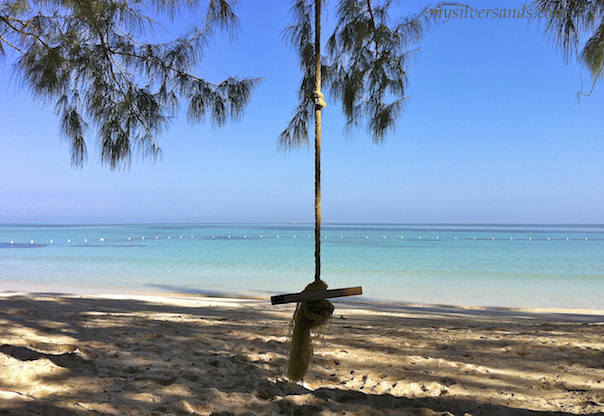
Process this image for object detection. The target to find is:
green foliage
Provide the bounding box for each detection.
[531,0,604,87]
[278,0,318,151]
[279,0,454,151]
[0,0,260,169]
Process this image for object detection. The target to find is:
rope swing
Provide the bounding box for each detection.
[271,0,362,383]
[286,280,333,381]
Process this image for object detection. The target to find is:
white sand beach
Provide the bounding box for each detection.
[1,292,604,415]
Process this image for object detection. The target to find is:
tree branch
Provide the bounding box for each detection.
[1,15,53,49]
[0,32,24,53]
[365,0,381,59]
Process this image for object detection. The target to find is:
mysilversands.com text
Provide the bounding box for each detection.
[431,5,565,23]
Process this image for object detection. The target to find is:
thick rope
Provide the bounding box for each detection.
[287,279,334,382]
[287,0,333,384]
[314,0,323,283]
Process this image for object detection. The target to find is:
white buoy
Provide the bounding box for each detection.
[180,236,183,239]
[529,238,532,240]
[455,237,457,239]
[228,236,231,238]
[85,239,87,242]
[492,237,495,240]
[419,236,421,239]
[128,237,131,240]
[11,241,14,244]
[260,235,263,238]
[510,238,513,240]
[566,238,569,240]
[277,235,280,238]
[341,236,343,238]
[366,236,369,238]
[293,236,296,238]
[548,238,551,240]
[31,240,34,244]
[155,236,158,239]
[436,237,439,240]
[50,240,53,243]
[191,236,193,239]
[245,235,247,238]
[100,238,104,242]
[383,236,386,239]
[168,236,171,239]
[401,236,403,239]
[585,238,588,240]
[213,236,215,238]
[142,237,145,240]
[473,237,476,240]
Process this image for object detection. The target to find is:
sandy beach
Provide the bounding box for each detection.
[1,292,604,416]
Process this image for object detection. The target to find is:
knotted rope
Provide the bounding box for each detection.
[286,279,334,382]
[286,0,334,384]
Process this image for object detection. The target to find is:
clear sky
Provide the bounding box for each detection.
[1,0,603,224]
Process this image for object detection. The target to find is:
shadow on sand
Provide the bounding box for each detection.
[0,293,603,415]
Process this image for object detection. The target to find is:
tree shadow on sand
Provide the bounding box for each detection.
[0,294,603,415]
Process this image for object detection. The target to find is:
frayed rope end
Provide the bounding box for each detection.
[286,280,334,382]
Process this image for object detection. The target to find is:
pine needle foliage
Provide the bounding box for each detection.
[278,0,456,151]
[0,0,260,169]
[278,0,321,151]
[531,0,604,91]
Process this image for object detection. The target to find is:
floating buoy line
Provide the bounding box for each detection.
[3,234,599,246]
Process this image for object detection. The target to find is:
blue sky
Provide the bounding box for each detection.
[1,0,603,224]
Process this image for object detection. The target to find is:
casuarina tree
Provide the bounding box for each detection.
[0,0,260,169]
[531,0,604,95]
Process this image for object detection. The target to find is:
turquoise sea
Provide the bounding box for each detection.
[1,223,603,310]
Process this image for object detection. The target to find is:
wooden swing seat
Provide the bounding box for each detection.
[271,286,362,305]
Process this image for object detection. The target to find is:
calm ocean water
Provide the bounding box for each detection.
[0,223,603,310]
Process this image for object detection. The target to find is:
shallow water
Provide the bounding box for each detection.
[1,223,602,310]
